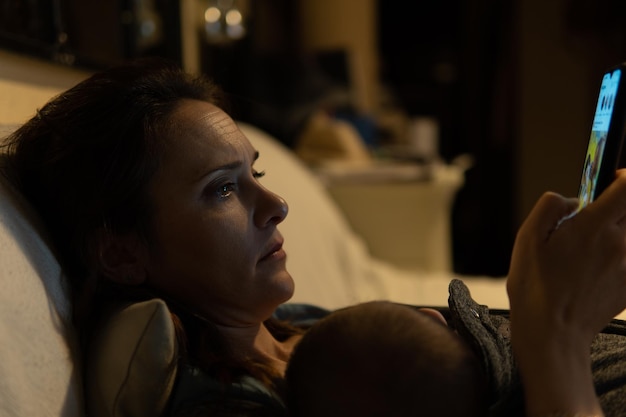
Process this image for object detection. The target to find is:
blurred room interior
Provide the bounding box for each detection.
[2,0,626,277]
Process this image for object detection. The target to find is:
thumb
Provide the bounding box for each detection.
[586,169,626,225]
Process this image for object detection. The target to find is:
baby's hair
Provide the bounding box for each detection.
[286,301,487,417]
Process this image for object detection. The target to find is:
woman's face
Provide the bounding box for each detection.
[143,99,293,326]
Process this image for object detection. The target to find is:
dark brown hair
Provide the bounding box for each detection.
[4,58,221,288]
[2,58,299,397]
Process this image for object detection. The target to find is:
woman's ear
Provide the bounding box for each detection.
[96,230,149,285]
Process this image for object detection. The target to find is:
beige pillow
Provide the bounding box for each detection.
[87,299,178,417]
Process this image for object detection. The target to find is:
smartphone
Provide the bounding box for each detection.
[578,63,626,210]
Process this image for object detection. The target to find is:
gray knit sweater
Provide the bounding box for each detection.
[447,278,626,417]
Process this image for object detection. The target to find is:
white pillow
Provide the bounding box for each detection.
[0,160,84,417]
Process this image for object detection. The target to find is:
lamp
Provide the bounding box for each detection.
[201,0,249,45]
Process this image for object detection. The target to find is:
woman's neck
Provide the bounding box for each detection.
[216,321,301,377]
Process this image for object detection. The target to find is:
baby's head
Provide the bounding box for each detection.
[286,301,487,417]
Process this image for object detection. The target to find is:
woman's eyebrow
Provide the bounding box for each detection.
[194,151,259,184]
[193,160,242,183]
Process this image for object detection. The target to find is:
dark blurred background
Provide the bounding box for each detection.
[3,0,626,276]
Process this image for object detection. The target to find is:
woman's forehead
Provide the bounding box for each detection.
[170,99,235,138]
[158,100,254,179]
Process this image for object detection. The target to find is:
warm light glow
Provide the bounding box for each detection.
[204,7,221,23]
[225,9,242,26]
[202,1,248,44]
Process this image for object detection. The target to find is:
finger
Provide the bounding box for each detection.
[521,192,575,241]
[587,170,626,223]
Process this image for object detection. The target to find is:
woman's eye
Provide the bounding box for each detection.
[217,183,236,199]
[253,170,266,179]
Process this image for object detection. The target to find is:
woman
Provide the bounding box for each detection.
[3,58,626,417]
[3,58,305,416]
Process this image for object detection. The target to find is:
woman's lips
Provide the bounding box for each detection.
[259,243,285,262]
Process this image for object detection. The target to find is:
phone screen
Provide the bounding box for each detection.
[578,68,622,209]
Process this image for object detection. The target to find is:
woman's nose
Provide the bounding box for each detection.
[255,186,289,227]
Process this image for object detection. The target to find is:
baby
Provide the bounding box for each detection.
[285,301,487,417]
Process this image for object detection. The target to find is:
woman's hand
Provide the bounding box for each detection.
[508,169,626,342]
[507,169,626,417]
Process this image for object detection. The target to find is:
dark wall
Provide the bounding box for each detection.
[379,0,518,276]
[0,0,182,69]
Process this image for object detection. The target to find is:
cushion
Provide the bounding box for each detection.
[0,152,84,417]
[86,299,178,417]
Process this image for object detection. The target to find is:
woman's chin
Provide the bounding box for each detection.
[275,271,295,304]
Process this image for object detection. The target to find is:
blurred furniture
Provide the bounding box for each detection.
[317,162,464,272]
